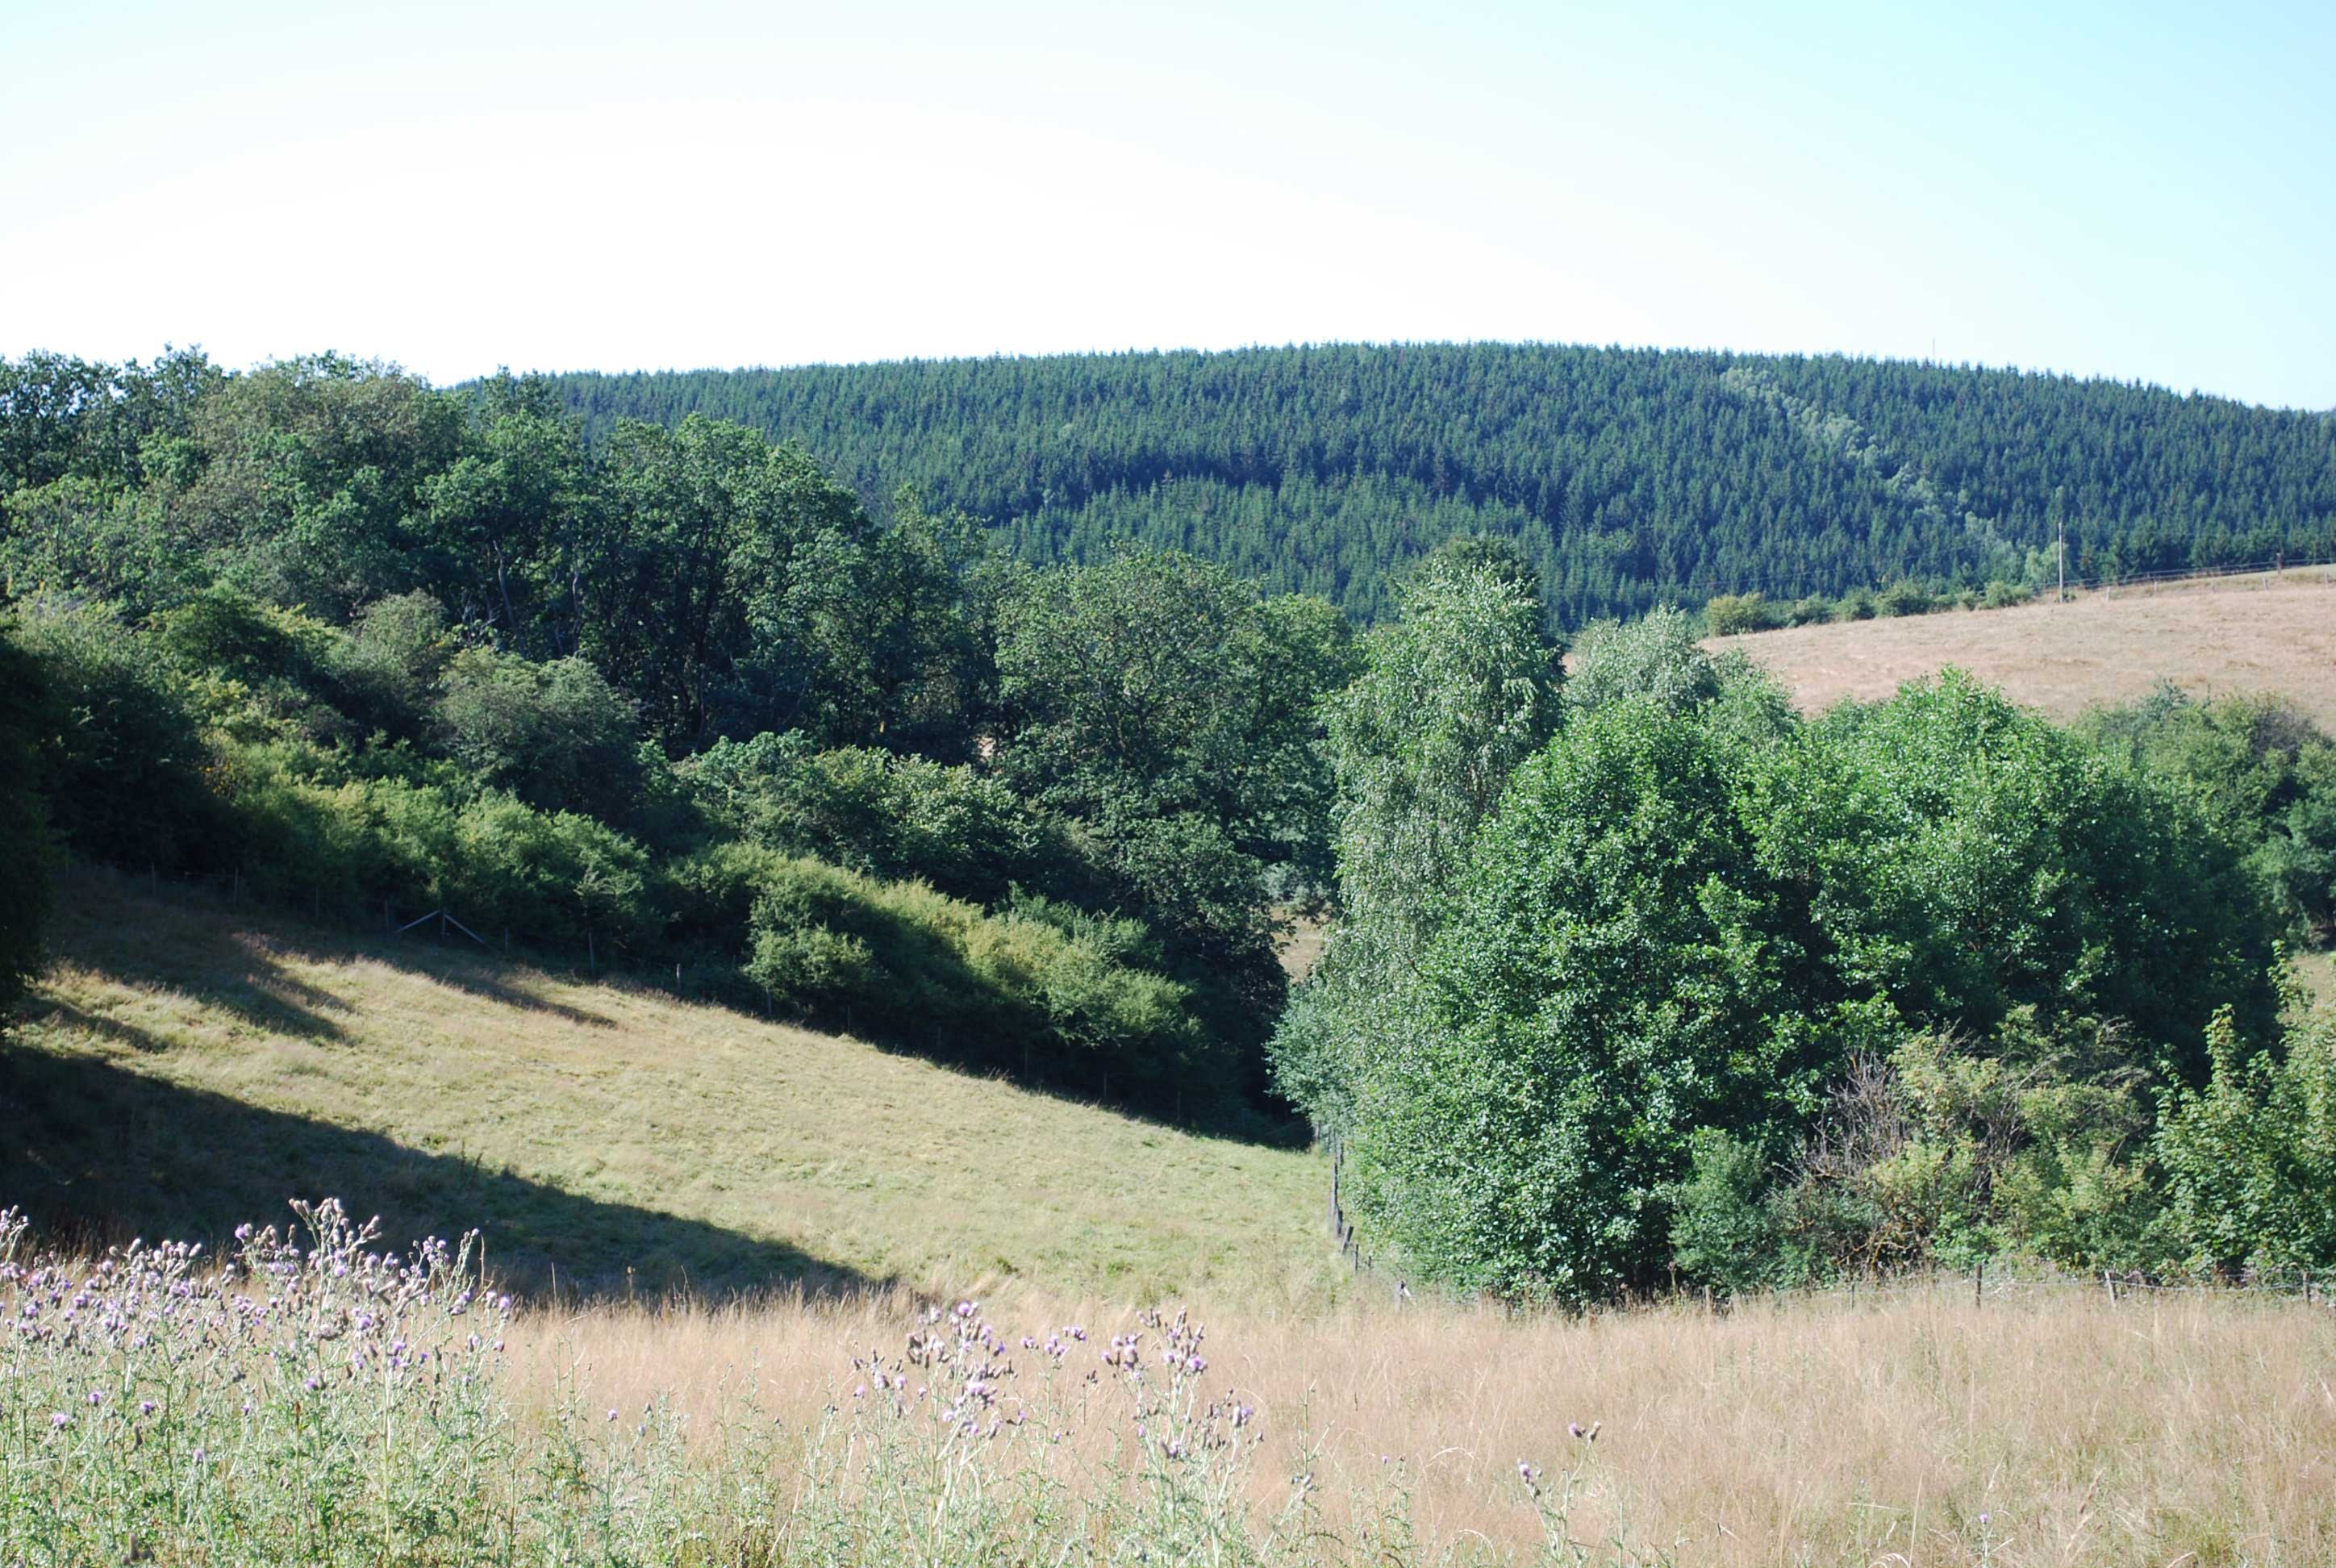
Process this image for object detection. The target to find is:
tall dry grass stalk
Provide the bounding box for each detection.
[512,1274,2336,1566]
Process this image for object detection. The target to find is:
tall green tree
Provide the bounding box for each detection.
[586,415,874,749]
[992,547,1354,965]
[417,373,596,657]
[1346,699,1825,1299]
[173,356,464,615]
[1270,552,1560,1127]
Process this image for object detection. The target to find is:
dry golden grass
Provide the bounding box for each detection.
[508,1278,2336,1566]
[1278,911,1329,980]
[6,868,1333,1302]
[1721,566,2336,727]
[2299,950,2336,1015]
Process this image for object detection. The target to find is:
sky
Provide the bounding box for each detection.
[4,0,2331,408]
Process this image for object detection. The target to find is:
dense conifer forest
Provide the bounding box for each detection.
[540,344,2336,622]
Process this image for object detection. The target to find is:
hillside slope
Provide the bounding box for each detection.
[0,869,1331,1302]
[1725,566,2336,728]
[540,344,2336,622]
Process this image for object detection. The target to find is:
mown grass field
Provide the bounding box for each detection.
[1721,565,2336,727]
[2,867,1333,1303]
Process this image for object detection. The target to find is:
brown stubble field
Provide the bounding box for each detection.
[1719,567,2336,726]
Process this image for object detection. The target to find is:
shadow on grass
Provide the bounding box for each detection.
[0,1045,887,1304]
[53,863,1304,1147]
[28,1000,175,1055]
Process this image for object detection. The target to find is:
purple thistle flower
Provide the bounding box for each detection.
[50,1412,69,1430]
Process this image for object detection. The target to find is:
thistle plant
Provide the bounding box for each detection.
[1,1199,515,1563]
[1,1201,1613,1565]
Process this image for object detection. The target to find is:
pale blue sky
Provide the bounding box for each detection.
[5,0,2330,407]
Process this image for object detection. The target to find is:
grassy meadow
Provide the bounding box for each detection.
[1718,565,2336,727]
[8,868,2336,1563]
[4,867,1333,1303]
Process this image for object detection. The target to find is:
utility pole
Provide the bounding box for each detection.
[2048,485,2070,604]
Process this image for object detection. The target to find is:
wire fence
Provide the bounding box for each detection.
[86,861,716,1001]
[1693,548,2336,616]
[2060,554,2336,594]
[1676,1260,2336,1319]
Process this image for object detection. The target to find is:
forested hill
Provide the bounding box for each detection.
[538,344,2336,623]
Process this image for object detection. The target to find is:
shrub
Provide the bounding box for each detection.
[1669,1011,2161,1287]
[1984,579,2035,609]
[1874,579,1934,618]
[1563,607,1720,715]
[215,748,394,910]
[1665,1130,1791,1295]
[436,648,644,820]
[442,793,657,951]
[682,732,1075,908]
[323,590,452,739]
[1703,591,1775,636]
[748,905,876,1015]
[200,753,656,953]
[2153,1007,2336,1276]
[740,855,1213,1109]
[12,599,227,873]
